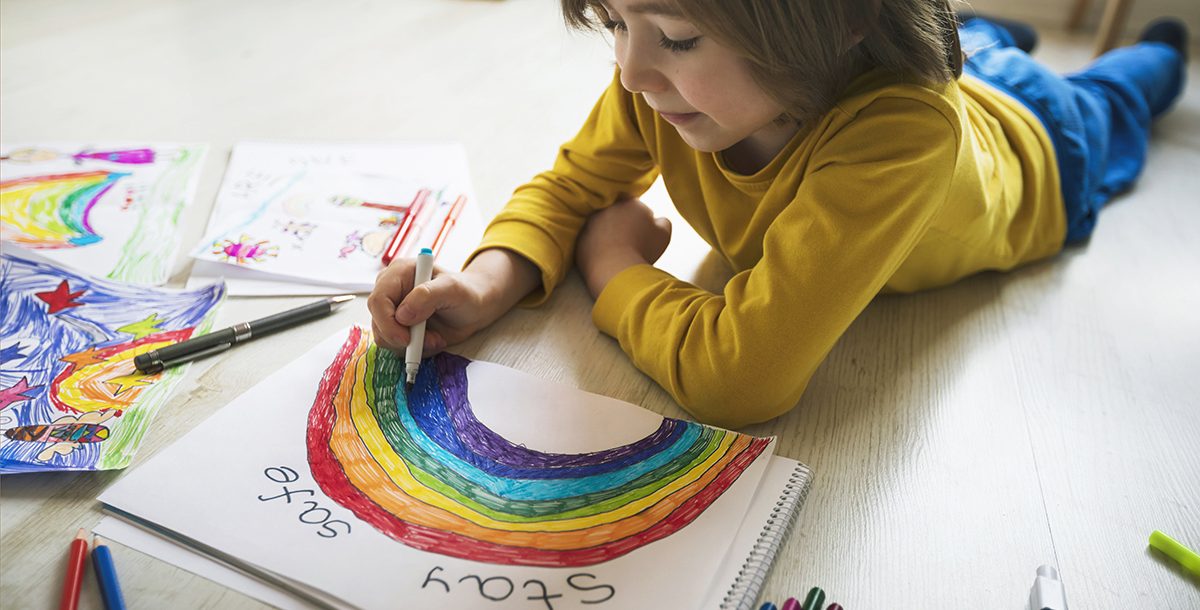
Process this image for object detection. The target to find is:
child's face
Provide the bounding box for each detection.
[601,0,796,159]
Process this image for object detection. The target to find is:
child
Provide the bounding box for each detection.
[369,0,1187,429]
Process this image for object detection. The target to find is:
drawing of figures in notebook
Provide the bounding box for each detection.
[186,142,483,295]
[0,253,224,473]
[275,220,318,248]
[0,143,208,285]
[212,235,280,265]
[192,166,444,286]
[338,212,405,259]
[306,327,772,567]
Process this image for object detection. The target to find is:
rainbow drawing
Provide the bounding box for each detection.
[0,170,128,249]
[307,327,770,567]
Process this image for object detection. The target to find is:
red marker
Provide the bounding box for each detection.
[381,188,431,265]
[360,201,410,213]
[429,194,468,258]
[59,528,88,610]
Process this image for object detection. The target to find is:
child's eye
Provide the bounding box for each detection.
[602,19,627,33]
[659,35,700,52]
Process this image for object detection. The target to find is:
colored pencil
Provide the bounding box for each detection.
[58,529,88,610]
[92,536,128,610]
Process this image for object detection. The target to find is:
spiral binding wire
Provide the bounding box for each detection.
[720,463,814,610]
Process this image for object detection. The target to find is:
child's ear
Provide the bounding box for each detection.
[847,0,883,48]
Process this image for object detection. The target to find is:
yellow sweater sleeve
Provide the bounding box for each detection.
[593,98,960,429]
[472,72,659,305]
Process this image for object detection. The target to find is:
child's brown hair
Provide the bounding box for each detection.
[562,0,963,127]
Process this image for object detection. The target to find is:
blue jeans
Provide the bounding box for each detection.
[960,19,1186,242]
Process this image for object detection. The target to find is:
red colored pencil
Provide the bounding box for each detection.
[381,188,431,265]
[59,528,88,610]
[430,194,468,258]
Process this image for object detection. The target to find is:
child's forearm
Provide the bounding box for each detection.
[579,249,649,299]
[463,248,542,319]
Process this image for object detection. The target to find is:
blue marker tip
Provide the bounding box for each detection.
[759,603,778,610]
[420,247,433,255]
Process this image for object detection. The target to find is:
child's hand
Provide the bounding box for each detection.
[368,249,541,354]
[576,198,672,298]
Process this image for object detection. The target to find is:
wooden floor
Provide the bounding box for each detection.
[2,1,1198,608]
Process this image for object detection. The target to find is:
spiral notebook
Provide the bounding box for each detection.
[98,327,813,609]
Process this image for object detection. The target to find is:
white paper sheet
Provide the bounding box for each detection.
[93,517,318,610]
[100,328,777,610]
[1,142,208,285]
[188,142,483,295]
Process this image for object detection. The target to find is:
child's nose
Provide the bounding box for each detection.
[618,57,667,95]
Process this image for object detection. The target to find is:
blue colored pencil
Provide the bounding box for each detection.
[91,536,127,610]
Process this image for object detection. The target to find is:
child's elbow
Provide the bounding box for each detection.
[672,371,809,430]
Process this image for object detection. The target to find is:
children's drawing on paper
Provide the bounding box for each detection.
[306,327,771,567]
[188,142,484,294]
[194,167,442,282]
[275,220,317,248]
[0,171,127,248]
[3,410,116,463]
[0,143,208,285]
[212,235,280,265]
[0,253,224,473]
[337,216,397,260]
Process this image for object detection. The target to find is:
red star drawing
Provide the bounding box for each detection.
[0,377,42,410]
[34,280,86,314]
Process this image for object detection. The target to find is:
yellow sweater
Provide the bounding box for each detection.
[475,69,1066,429]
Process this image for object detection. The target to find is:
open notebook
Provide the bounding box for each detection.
[98,327,812,609]
[186,141,484,296]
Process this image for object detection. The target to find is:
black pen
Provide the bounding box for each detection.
[133,295,355,374]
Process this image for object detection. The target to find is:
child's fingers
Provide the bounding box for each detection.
[371,320,405,352]
[421,326,448,354]
[368,267,414,349]
[370,309,410,351]
[393,275,468,326]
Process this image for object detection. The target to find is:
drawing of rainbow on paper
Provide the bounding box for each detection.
[0,253,224,473]
[307,327,771,567]
[0,144,208,284]
[0,171,128,248]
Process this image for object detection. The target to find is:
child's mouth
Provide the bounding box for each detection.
[659,111,701,126]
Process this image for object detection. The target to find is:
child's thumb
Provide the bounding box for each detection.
[654,215,672,237]
[394,278,444,326]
